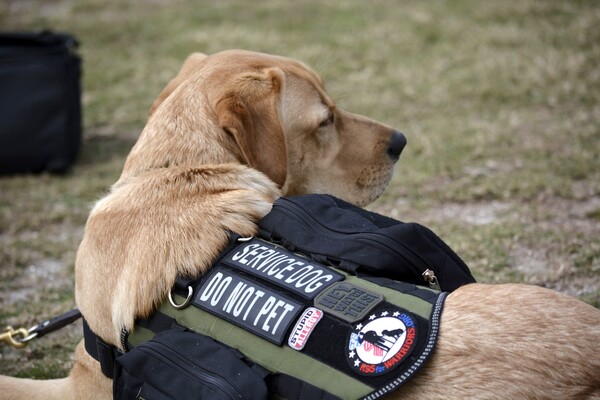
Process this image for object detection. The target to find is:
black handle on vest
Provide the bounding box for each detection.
[267,373,342,400]
[83,319,121,378]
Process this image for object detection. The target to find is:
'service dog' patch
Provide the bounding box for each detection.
[222,238,344,299]
[193,267,302,344]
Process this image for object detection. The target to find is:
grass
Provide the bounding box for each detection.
[1,0,599,378]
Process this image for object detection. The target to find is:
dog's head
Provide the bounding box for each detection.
[123,50,406,206]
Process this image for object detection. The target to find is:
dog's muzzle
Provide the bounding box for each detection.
[387,130,407,160]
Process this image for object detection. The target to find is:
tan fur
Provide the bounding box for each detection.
[2,50,599,399]
[398,284,600,399]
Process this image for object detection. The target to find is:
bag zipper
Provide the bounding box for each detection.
[136,340,243,400]
[273,199,439,289]
[415,224,473,278]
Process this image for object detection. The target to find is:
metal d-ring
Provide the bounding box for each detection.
[168,286,193,309]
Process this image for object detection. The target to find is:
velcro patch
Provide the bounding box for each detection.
[314,282,383,323]
[222,238,344,299]
[288,307,323,351]
[193,267,302,344]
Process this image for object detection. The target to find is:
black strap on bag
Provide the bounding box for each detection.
[0,30,82,174]
[267,373,342,400]
[83,320,121,378]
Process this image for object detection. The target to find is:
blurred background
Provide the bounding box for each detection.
[1,0,599,377]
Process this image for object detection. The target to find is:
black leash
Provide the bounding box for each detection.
[1,308,82,349]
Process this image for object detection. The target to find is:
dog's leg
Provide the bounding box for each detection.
[0,374,74,400]
[0,340,111,400]
[76,164,280,345]
[392,284,600,399]
[68,340,112,399]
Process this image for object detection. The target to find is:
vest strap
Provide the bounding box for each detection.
[267,373,342,400]
[82,319,120,378]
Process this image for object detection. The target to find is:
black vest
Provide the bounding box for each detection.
[126,236,447,400]
[85,195,473,400]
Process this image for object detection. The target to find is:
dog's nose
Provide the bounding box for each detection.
[387,130,407,160]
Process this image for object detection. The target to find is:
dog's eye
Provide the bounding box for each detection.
[319,113,335,128]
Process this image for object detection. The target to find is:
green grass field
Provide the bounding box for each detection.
[1,0,599,378]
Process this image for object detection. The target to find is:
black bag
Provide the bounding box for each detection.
[258,194,475,292]
[0,30,82,174]
[114,325,269,400]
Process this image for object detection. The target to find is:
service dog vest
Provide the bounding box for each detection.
[126,236,447,400]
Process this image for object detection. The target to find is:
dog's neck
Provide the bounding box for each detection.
[118,93,242,181]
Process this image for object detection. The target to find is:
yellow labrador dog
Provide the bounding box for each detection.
[2,50,599,400]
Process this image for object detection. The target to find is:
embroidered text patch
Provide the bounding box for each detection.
[314,282,383,323]
[223,238,344,299]
[288,307,323,351]
[193,267,302,344]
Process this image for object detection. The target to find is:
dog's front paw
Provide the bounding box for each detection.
[212,166,280,236]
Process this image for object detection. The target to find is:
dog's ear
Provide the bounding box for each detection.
[149,52,208,116]
[216,67,287,186]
